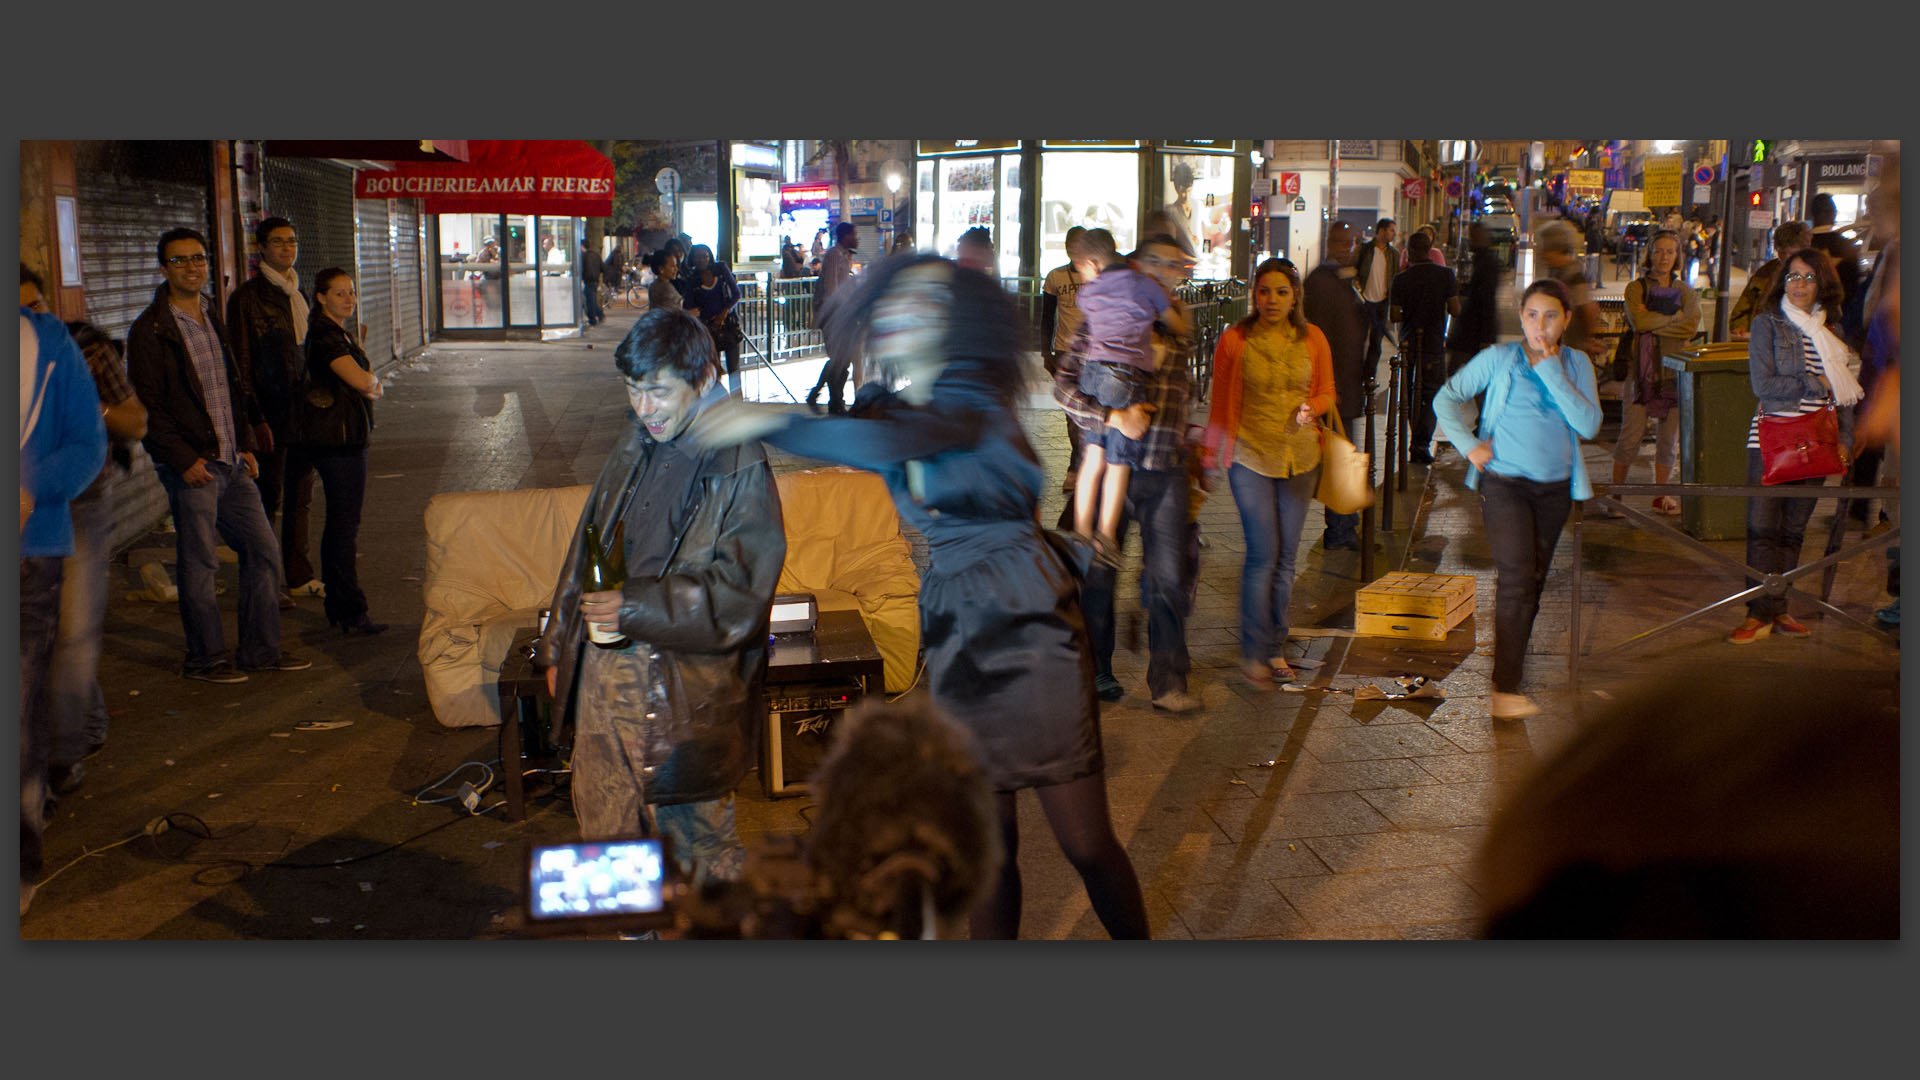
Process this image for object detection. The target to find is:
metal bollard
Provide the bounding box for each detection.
[1382,352,1400,532]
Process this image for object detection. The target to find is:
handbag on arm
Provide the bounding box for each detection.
[1314,409,1374,514]
[1757,405,1847,485]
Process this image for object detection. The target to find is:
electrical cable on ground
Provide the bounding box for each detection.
[885,656,927,703]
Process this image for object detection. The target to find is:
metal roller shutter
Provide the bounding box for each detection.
[390,199,425,356]
[70,140,216,555]
[354,196,393,364]
[262,157,356,297]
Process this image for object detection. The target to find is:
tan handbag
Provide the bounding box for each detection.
[1315,410,1374,514]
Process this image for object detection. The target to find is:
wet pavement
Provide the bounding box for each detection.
[21,288,1897,939]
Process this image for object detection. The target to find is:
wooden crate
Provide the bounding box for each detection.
[1354,572,1476,642]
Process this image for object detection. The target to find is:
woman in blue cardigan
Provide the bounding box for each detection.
[1434,277,1602,720]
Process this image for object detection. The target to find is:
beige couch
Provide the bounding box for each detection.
[418,467,921,729]
[418,485,592,729]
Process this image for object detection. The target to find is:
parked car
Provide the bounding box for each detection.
[1605,212,1656,254]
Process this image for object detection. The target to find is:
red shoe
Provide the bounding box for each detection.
[1728,617,1772,645]
[1772,613,1812,637]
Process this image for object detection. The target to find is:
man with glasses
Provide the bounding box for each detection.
[127,228,310,684]
[226,216,318,606]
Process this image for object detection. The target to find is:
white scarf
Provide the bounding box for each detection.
[257,261,310,345]
[1778,301,1863,407]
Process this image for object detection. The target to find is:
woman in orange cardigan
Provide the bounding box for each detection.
[1202,258,1336,687]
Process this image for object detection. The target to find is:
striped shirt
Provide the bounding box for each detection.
[170,298,238,465]
[1747,331,1831,450]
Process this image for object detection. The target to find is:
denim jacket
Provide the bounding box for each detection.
[1434,342,1602,500]
[1746,310,1832,414]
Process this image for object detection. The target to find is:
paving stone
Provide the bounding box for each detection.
[1271,866,1484,932]
[1159,879,1312,940]
[1132,832,1331,886]
[1238,755,1438,796]
[1201,789,1396,844]
[1356,781,1514,829]
[1304,827,1491,873]
[1300,723,1464,762]
[1413,750,1541,786]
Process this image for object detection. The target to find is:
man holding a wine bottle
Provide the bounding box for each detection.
[538,306,787,884]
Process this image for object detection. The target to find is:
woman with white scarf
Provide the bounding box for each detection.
[1730,247,1865,645]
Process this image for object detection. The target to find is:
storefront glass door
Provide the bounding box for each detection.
[437,213,502,330]
[937,155,999,260]
[537,216,577,327]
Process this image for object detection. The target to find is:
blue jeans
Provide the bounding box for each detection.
[1081,466,1194,698]
[1229,463,1320,662]
[155,460,284,671]
[1742,449,1823,621]
[654,797,745,883]
[308,448,369,624]
[48,491,112,765]
[1479,471,1572,693]
[582,280,604,326]
[21,557,63,880]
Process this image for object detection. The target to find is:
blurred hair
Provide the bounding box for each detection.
[1535,220,1578,256]
[312,267,353,298]
[1407,230,1434,257]
[1808,192,1838,225]
[804,699,1001,940]
[957,226,992,250]
[1236,257,1308,338]
[1068,227,1116,264]
[828,253,1027,407]
[1477,672,1897,938]
[644,249,678,274]
[1765,247,1844,323]
[1374,217,1396,233]
[21,262,45,292]
[1521,276,1571,313]
[1771,221,1812,254]
[254,216,295,246]
[64,319,120,360]
[614,305,718,387]
[834,221,858,242]
[1170,161,1195,190]
[687,243,714,266]
[156,227,208,265]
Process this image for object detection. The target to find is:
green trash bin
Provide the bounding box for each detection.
[1664,342,1756,540]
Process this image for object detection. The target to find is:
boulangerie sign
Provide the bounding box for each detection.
[355,140,614,216]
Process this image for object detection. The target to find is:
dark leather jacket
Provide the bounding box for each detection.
[126,285,263,475]
[536,414,786,806]
[225,273,307,428]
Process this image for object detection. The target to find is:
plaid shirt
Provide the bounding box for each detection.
[169,298,237,465]
[1052,321,1193,474]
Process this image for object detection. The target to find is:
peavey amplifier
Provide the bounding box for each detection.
[760,679,865,798]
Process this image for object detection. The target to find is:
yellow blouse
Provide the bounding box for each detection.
[1233,325,1322,479]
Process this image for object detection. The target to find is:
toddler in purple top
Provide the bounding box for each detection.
[1068,229,1191,561]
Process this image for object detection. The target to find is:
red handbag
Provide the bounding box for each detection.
[1758,405,1848,485]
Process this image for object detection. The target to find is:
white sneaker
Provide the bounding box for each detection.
[289,579,327,598]
[1151,689,1203,714]
[1490,691,1539,720]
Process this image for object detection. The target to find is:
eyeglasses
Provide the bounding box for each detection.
[263,238,298,247]
[165,254,210,267]
[1783,272,1816,284]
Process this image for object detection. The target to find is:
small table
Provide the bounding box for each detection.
[766,608,885,690]
[762,608,885,798]
[495,626,550,822]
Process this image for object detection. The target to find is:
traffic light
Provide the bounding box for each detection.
[1751,140,1771,163]
[1750,191,1764,207]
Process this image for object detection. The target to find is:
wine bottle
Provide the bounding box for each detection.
[582,521,630,649]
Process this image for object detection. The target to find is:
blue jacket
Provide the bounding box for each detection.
[18,307,107,557]
[1746,310,1832,414]
[1434,341,1602,500]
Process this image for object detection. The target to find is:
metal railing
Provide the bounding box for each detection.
[1566,482,1901,688]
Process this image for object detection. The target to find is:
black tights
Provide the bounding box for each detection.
[971,771,1150,939]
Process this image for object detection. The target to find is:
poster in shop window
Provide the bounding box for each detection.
[1162,153,1234,280]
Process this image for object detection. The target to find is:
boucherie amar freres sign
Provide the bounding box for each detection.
[355,140,614,216]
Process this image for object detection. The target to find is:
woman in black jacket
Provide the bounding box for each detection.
[292,267,386,635]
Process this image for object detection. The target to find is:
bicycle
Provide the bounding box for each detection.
[622,266,648,309]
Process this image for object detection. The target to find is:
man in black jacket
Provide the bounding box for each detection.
[1390,230,1461,465]
[539,307,784,882]
[1448,222,1504,371]
[1305,221,1368,550]
[225,216,317,602]
[578,238,604,329]
[127,228,309,685]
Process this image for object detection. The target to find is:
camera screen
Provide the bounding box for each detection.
[528,840,666,921]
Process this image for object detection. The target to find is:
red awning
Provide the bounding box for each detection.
[354,140,613,217]
[268,140,470,163]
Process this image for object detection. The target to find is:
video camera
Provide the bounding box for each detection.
[521,835,842,940]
